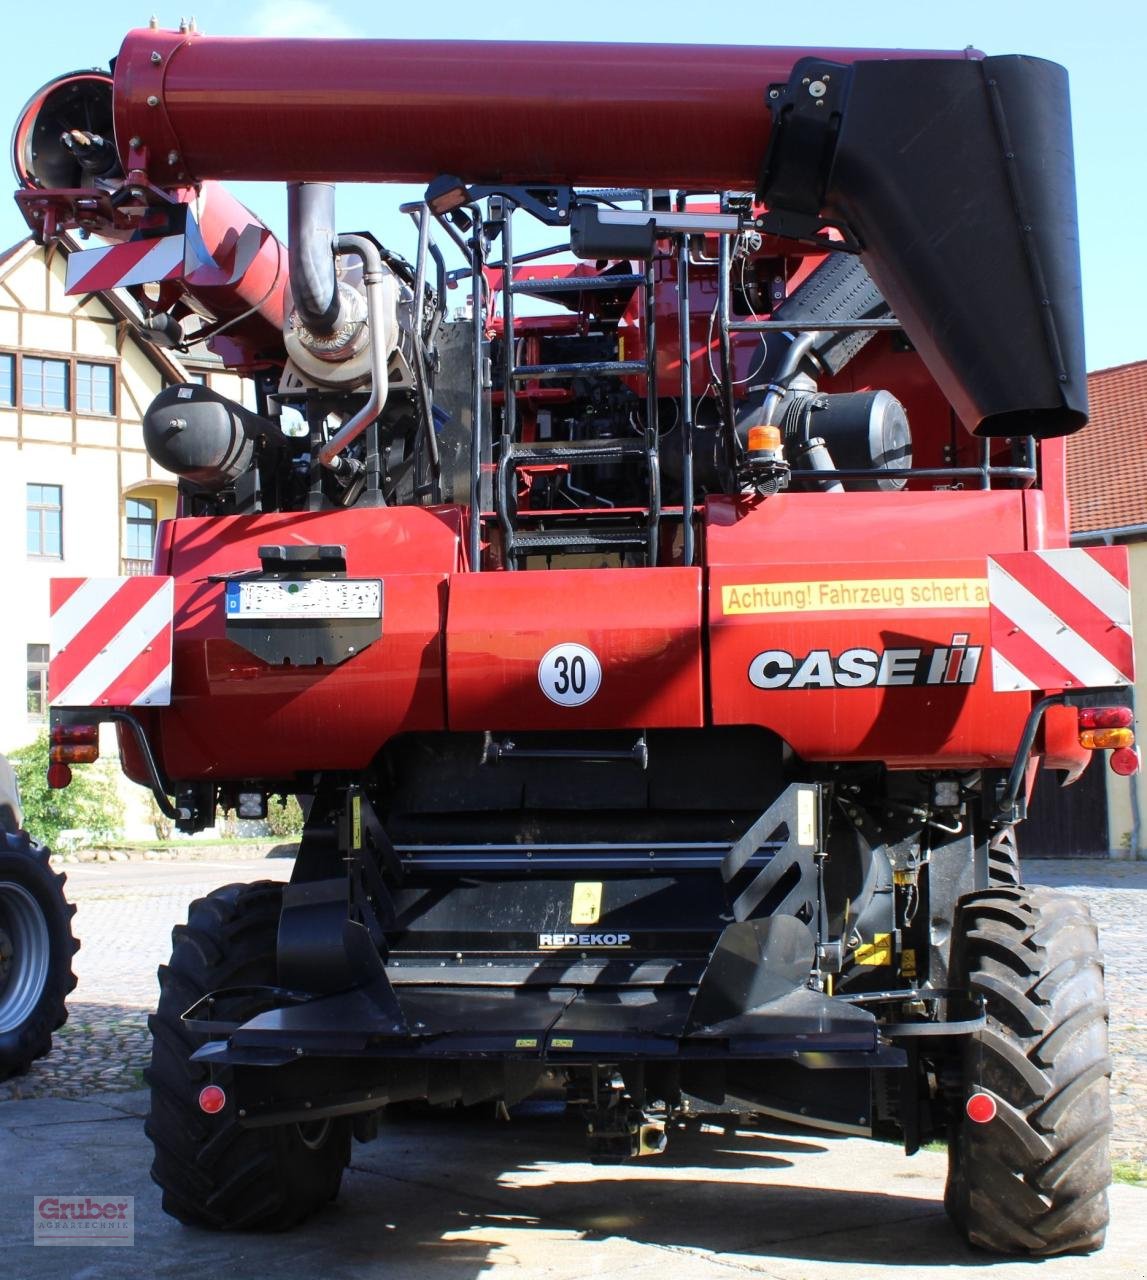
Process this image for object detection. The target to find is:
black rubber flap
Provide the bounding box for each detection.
[766,55,1088,437]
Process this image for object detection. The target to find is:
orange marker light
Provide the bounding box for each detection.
[50,744,99,765]
[1079,728,1135,751]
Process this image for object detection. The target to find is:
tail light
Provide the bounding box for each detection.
[1077,706,1139,776]
[1078,707,1133,730]
[46,762,73,790]
[49,722,100,767]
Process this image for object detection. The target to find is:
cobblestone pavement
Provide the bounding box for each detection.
[0,857,293,1102]
[3,856,1145,1164]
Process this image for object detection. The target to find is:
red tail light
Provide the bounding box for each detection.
[966,1092,997,1124]
[198,1084,227,1114]
[49,721,100,765]
[1078,706,1133,730]
[46,762,73,789]
[1110,746,1141,777]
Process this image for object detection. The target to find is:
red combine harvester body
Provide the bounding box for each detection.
[16,26,1133,1253]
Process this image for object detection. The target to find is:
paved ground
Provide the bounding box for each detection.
[1,855,1144,1277]
[3,1089,1147,1279]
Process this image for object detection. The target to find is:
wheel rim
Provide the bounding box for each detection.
[0,881,51,1033]
[296,1119,331,1151]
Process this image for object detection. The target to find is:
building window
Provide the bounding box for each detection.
[27,643,49,720]
[0,353,13,406]
[22,356,69,411]
[27,483,63,558]
[76,361,115,415]
[124,497,157,565]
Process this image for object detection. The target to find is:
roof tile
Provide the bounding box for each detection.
[1068,360,1147,534]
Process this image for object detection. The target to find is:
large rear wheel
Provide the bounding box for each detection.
[0,833,78,1080]
[945,886,1111,1256]
[145,881,351,1230]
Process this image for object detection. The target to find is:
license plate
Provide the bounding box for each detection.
[225,578,383,620]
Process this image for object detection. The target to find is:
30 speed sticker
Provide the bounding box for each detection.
[538,643,602,706]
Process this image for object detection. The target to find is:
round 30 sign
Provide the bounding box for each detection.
[538,643,602,707]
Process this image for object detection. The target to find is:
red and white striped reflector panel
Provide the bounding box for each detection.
[65,236,192,294]
[987,548,1133,692]
[49,578,174,708]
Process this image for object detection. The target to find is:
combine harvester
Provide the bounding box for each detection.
[14,24,1134,1252]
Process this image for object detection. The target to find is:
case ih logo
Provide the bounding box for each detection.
[749,634,982,690]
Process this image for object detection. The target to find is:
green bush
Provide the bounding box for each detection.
[7,731,125,848]
[266,794,304,839]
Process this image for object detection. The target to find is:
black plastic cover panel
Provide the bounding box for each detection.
[763,55,1087,438]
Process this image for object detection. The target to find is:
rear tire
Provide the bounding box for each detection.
[145,881,351,1230]
[944,886,1111,1256]
[0,833,78,1080]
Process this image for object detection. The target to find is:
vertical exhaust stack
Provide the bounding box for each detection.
[286,182,342,334]
[283,181,374,391]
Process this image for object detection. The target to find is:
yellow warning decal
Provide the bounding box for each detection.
[854,933,894,966]
[571,882,603,925]
[515,1037,538,1049]
[721,578,989,616]
[551,1037,575,1049]
[797,789,816,848]
[900,948,917,978]
[351,794,362,850]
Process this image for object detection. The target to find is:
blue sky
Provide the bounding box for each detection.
[1,1,1142,372]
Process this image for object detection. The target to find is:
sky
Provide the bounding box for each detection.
[0,0,1143,372]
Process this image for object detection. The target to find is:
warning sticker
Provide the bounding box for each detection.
[721,578,989,616]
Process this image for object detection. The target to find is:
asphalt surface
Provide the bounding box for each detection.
[1,855,1145,1277]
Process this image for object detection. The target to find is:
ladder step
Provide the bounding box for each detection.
[511,528,649,552]
[514,360,646,380]
[507,273,645,295]
[509,439,647,466]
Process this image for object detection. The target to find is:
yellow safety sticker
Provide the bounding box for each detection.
[721,578,989,616]
[900,948,917,978]
[797,789,816,847]
[351,794,362,850]
[571,882,603,925]
[854,933,893,966]
[514,1038,538,1049]
[551,1037,575,1049]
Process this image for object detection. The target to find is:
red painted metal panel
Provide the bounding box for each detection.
[705,493,1034,767]
[447,568,703,731]
[115,29,974,189]
[154,507,460,779]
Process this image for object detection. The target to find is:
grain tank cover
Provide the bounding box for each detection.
[762,55,1087,438]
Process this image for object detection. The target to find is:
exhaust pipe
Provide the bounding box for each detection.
[286,182,343,333]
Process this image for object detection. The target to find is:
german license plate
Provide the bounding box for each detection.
[225,578,383,620]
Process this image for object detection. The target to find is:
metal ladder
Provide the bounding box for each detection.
[493,194,663,570]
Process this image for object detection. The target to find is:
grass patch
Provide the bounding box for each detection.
[1113,1161,1147,1187]
[922,1140,947,1154]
